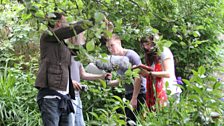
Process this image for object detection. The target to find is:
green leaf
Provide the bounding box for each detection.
[195,25,205,30]
[99,79,106,88]
[182,79,191,86]
[86,40,95,52]
[103,30,112,38]
[113,96,123,103]
[192,70,198,77]
[94,12,105,23]
[46,12,56,18]
[172,26,178,33]
[101,53,108,57]
[188,94,202,103]
[76,0,84,9]
[163,40,172,47]
[177,35,183,40]
[105,0,111,4]
[21,13,32,21]
[35,11,44,18]
[213,82,221,89]
[198,66,205,75]
[180,41,186,46]
[66,15,73,23]
[112,106,122,112]
[132,69,140,78]
[193,31,200,37]
[193,86,202,95]
[89,112,99,120]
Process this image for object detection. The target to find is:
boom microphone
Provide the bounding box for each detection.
[85,55,131,85]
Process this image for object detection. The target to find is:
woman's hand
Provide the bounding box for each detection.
[107,79,119,87]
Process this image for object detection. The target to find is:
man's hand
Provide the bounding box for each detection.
[72,80,81,90]
[102,73,112,80]
[139,68,150,77]
[130,97,138,109]
[103,16,114,32]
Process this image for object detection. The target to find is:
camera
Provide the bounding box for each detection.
[81,85,88,92]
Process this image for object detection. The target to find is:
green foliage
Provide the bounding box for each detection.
[148,0,224,78]
[3,0,223,79]
[80,80,126,126]
[138,66,224,126]
[0,65,41,126]
[0,3,40,125]
[0,0,224,125]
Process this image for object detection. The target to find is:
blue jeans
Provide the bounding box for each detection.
[37,98,71,126]
[69,96,85,126]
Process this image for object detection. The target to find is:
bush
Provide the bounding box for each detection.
[137,66,224,126]
[0,1,223,125]
[0,65,41,126]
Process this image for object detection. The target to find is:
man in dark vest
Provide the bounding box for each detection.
[35,12,94,126]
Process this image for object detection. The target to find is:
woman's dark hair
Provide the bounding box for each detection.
[140,35,160,65]
[47,12,65,28]
[140,35,154,44]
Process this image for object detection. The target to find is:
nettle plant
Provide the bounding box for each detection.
[181,66,223,125]
[148,0,224,78]
[0,64,41,126]
[80,78,127,126]
[137,66,223,126]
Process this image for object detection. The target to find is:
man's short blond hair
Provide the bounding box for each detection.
[107,34,121,45]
